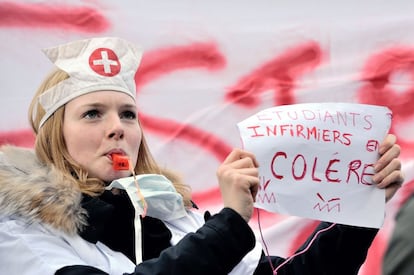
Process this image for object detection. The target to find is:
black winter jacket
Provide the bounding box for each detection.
[56,190,378,275]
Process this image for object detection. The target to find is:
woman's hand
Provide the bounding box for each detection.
[372,134,404,202]
[217,148,260,222]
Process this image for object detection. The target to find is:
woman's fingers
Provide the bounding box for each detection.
[373,134,404,202]
[375,143,401,172]
[378,134,397,155]
[222,148,259,167]
[374,158,402,188]
[217,148,260,222]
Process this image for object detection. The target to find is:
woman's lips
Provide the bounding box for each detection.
[106,149,126,160]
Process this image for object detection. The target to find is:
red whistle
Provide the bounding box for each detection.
[112,154,130,170]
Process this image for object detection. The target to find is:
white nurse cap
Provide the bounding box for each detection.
[36,37,143,128]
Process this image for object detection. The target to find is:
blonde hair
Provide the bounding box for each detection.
[29,68,193,208]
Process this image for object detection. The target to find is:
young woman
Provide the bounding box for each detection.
[0,37,404,275]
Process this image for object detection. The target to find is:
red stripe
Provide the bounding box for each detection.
[0,2,110,33]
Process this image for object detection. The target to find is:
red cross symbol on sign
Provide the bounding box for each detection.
[88,48,121,76]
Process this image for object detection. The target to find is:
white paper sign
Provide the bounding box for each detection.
[237,103,392,228]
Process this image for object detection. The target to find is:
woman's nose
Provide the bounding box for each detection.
[107,116,124,140]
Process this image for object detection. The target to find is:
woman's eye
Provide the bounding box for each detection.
[121,110,137,120]
[83,109,100,119]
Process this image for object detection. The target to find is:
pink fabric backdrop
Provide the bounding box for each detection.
[1,1,414,274]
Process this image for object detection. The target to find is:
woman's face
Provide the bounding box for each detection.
[63,91,142,182]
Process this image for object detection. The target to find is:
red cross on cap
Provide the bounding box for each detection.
[89,48,121,76]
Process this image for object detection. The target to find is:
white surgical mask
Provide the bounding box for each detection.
[106,174,187,221]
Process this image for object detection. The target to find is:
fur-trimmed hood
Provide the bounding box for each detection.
[0,145,86,235]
